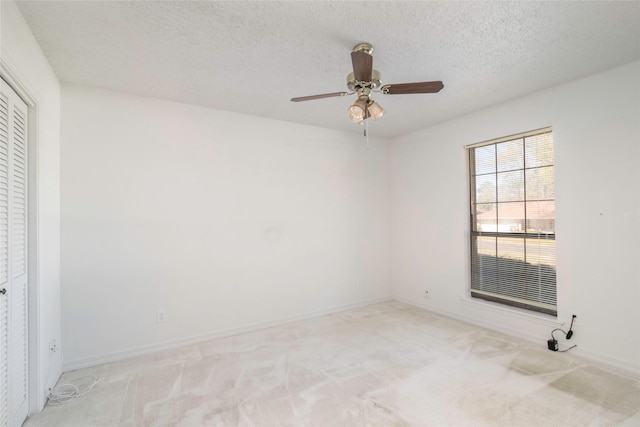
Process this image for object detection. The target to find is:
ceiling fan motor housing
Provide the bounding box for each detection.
[347,70,382,92]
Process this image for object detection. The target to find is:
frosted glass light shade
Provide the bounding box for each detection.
[368,101,385,121]
[348,103,366,122]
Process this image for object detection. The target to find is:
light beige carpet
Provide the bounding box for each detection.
[25,301,640,426]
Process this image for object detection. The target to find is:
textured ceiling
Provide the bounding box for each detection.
[15,1,640,138]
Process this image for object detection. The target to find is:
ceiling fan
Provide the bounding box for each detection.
[290,42,444,123]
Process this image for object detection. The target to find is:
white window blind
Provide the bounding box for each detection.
[468,128,556,316]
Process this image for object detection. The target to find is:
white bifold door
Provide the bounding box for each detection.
[0,77,29,427]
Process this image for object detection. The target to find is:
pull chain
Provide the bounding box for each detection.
[365,119,370,150]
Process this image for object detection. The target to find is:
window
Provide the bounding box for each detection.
[468,128,556,316]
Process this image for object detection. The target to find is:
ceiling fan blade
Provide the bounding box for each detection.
[351,50,373,82]
[290,92,349,102]
[381,81,444,95]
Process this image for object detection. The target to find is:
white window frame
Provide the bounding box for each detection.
[466,127,557,316]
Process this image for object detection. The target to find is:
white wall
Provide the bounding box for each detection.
[60,86,391,368]
[1,0,62,411]
[390,61,640,374]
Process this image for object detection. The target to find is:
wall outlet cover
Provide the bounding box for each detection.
[156,310,167,324]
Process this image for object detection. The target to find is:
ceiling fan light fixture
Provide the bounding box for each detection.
[348,99,367,123]
[367,100,385,121]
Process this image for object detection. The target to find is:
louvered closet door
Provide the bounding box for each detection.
[0,77,29,427]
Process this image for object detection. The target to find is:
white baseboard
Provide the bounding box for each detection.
[572,347,640,379]
[62,295,393,372]
[392,295,549,344]
[29,357,62,415]
[62,294,639,379]
[40,358,63,409]
[392,296,640,378]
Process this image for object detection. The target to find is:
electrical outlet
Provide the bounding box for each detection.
[424,289,431,299]
[49,339,57,354]
[156,309,167,324]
